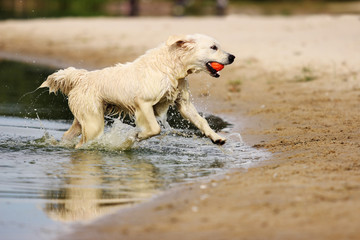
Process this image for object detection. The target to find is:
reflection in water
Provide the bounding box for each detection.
[43,151,159,222]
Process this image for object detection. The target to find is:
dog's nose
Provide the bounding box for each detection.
[228,54,235,64]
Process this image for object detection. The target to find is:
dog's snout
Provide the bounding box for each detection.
[228,54,235,64]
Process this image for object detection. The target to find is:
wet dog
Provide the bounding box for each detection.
[40,34,235,148]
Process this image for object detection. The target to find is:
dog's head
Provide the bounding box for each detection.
[166,34,235,78]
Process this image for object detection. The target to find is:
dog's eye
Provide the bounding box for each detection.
[210,45,218,51]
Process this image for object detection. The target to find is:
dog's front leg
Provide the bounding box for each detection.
[134,98,161,141]
[177,101,226,145]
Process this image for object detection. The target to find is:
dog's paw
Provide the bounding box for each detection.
[212,137,226,145]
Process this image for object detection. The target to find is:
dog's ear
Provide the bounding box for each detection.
[166,35,194,49]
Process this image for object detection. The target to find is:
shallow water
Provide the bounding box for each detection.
[0,60,269,240]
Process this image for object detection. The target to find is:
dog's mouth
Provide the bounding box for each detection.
[206,62,222,78]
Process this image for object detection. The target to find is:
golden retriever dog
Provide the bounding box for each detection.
[40,34,235,148]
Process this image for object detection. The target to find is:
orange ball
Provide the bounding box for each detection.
[210,62,224,71]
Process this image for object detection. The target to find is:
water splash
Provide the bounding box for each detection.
[36,119,260,170]
[25,116,264,171]
[227,132,244,143]
[33,131,59,146]
[80,119,138,151]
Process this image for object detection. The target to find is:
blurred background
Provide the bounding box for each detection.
[1,0,360,19]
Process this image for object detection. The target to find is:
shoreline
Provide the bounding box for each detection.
[1,16,360,240]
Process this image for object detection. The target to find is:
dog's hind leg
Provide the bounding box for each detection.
[62,118,81,141]
[75,113,104,149]
[135,98,161,141]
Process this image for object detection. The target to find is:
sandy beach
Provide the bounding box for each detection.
[1,15,360,239]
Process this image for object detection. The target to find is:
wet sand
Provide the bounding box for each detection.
[1,15,360,240]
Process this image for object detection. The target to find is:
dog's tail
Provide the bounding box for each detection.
[39,67,87,95]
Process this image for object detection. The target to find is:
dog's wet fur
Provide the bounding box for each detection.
[40,34,235,148]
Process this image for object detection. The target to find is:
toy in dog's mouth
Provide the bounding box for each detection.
[206,62,224,78]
